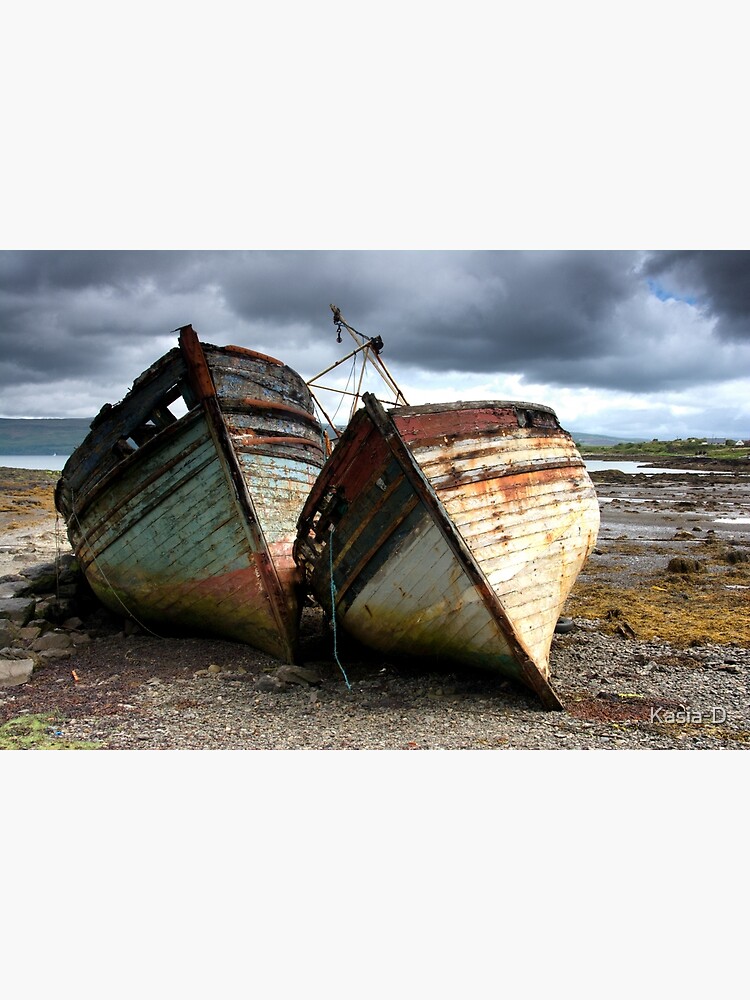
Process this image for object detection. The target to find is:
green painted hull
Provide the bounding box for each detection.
[56,330,325,661]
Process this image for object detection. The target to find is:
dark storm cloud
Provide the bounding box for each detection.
[1,250,749,421]
[213,249,731,395]
[217,251,383,328]
[209,250,650,388]
[0,250,225,390]
[640,250,750,340]
[0,251,213,294]
[371,251,637,373]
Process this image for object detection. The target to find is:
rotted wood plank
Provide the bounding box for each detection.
[179,325,217,401]
[178,326,298,661]
[362,392,564,710]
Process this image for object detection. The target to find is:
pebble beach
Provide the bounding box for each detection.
[1,462,748,750]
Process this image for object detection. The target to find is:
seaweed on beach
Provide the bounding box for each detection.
[565,569,750,647]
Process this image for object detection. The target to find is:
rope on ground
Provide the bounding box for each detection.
[54,510,63,598]
[329,523,352,691]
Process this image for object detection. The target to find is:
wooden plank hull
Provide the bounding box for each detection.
[55,329,326,661]
[295,394,600,707]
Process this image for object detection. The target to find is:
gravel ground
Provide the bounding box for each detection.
[5,610,747,749]
[1,463,749,750]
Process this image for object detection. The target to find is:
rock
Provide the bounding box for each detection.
[30,631,74,652]
[18,625,43,641]
[37,648,73,661]
[62,616,84,631]
[255,673,286,692]
[0,577,28,598]
[724,549,749,565]
[554,617,575,634]
[276,664,322,686]
[0,657,35,686]
[0,646,36,659]
[0,597,36,626]
[36,597,77,624]
[615,621,637,639]
[0,618,19,646]
[19,561,59,593]
[666,556,704,574]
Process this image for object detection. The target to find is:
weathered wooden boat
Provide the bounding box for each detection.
[294,392,600,708]
[55,325,326,661]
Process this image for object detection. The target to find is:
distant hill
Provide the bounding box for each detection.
[0,416,648,454]
[0,418,92,455]
[568,431,647,446]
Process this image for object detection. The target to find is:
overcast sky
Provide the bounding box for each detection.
[0,250,749,441]
[3,7,749,445]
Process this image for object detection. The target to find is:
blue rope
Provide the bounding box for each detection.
[329,524,352,690]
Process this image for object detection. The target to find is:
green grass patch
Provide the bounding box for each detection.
[580,437,749,463]
[0,713,101,750]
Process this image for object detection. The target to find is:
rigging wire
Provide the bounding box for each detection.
[328,524,351,691]
[306,306,410,430]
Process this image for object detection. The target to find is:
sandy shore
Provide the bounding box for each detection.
[1,463,748,749]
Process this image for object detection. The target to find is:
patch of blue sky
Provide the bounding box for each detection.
[647,278,698,306]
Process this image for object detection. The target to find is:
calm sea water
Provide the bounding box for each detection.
[584,460,727,476]
[1,455,727,476]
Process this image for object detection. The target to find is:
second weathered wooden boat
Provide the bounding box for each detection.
[55,325,326,661]
[295,392,600,708]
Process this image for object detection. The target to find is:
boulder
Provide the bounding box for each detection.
[0,597,36,626]
[276,664,322,686]
[30,631,74,652]
[17,556,80,595]
[0,577,27,599]
[18,561,59,594]
[18,625,43,641]
[0,657,35,687]
[0,618,19,647]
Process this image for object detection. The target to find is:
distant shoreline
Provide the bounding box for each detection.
[580,451,750,473]
[4,451,750,476]
[0,455,69,472]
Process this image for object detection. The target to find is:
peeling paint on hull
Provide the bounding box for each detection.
[55,328,326,661]
[295,394,600,708]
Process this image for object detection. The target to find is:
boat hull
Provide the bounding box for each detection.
[295,394,600,707]
[55,330,325,661]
